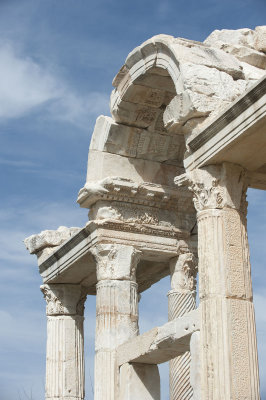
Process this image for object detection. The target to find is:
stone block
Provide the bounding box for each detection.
[171,39,243,79]
[204,27,266,69]
[89,115,184,163]
[204,28,255,49]
[90,115,141,158]
[254,25,266,53]
[110,90,162,129]
[240,61,266,81]
[24,226,80,254]
[85,150,180,186]
[119,363,160,400]
[117,309,199,365]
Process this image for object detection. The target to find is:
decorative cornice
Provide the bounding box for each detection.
[77,177,192,211]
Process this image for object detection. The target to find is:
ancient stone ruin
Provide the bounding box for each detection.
[25,26,266,399]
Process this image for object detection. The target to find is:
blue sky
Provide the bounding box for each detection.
[0,0,265,399]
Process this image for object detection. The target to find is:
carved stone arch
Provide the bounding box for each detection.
[78,32,246,215]
[110,35,189,168]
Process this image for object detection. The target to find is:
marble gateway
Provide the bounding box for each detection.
[25,26,266,400]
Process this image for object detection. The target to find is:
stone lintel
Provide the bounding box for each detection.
[36,221,195,295]
[246,170,266,190]
[117,309,199,366]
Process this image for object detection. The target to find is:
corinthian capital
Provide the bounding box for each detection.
[41,284,87,316]
[91,244,141,281]
[170,251,198,293]
[175,163,246,212]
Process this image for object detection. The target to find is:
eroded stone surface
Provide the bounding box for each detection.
[204,27,266,69]
[41,284,86,400]
[24,226,80,254]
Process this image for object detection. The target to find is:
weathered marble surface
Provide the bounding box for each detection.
[176,163,260,399]
[23,26,265,400]
[117,309,199,365]
[41,284,87,400]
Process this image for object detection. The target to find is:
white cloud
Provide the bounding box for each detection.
[0,41,109,128]
[0,42,60,119]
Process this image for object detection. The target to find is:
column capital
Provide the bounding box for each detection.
[40,284,87,316]
[170,251,198,293]
[175,162,247,212]
[91,243,142,281]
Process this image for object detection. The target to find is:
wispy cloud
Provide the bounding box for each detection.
[0,157,38,168]
[0,41,60,119]
[0,40,109,129]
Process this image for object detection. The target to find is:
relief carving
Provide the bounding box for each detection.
[188,178,224,212]
[175,163,247,212]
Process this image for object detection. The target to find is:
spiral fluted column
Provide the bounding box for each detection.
[168,251,197,400]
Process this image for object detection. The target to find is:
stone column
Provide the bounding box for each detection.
[91,244,141,400]
[184,162,260,400]
[41,284,87,400]
[168,249,197,400]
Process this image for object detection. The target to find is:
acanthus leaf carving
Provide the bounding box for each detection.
[40,284,87,316]
[170,251,198,293]
[91,244,142,282]
[41,285,65,315]
[188,178,224,212]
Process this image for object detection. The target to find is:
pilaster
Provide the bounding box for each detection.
[41,284,87,400]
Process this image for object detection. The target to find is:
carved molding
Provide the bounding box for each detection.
[77,177,193,212]
[41,284,87,316]
[87,215,195,242]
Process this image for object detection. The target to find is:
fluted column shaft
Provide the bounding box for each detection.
[41,284,87,400]
[92,244,141,400]
[168,251,197,400]
[186,163,260,400]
